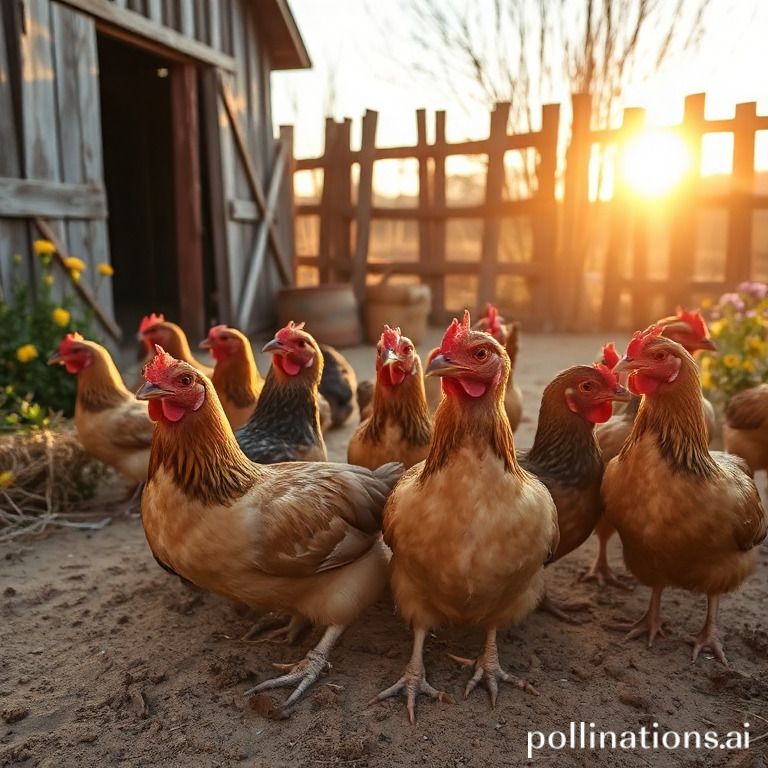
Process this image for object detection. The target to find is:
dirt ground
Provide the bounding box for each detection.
[2,328,767,768]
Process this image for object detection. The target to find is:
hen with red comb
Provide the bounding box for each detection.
[371,312,558,722]
[348,325,431,470]
[48,333,153,485]
[136,347,402,711]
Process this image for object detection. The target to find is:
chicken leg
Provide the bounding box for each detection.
[688,594,727,665]
[608,585,666,647]
[241,613,310,644]
[244,623,344,708]
[580,528,633,590]
[537,592,592,624]
[369,626,454,724]
[448,627,538,707]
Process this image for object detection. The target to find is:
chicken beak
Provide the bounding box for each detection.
[262,338,286,354]
[198,338,213,350]
[695,338,717,352]
[612,384,632,402]
[47,350,63,365]
[425,353,466,378]
[135,381,174,400]
[380,348,400,366]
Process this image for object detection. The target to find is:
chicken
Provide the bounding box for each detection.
[518,360,631,621]
[318,344,357,429]
[139,313,214,378]
[347,326,432,470]
[426,304,523,431]
[48,333,153,484]
[136,346,402,708]
[371,311,558,722]
[602,325,767,663]
[199,324,265,430]
[583,310,718,587]
[723,385,768,475]
[356,379,375,423]
[235,322,327,464]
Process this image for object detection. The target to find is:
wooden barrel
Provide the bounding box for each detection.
[364,282,431,345]
[277,284,362,347]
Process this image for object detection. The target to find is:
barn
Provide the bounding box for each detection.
[0,0,309,348]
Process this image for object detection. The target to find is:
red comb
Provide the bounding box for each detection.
[275,320,306,343]
[207,323,227,339]
[380,324,401,349]
[139,313,165,333]
[143,345,177,383]
[593,362,619,389]
[440,310,472,351]
[601,342,620,370]
[626,324,664,358]
[59,332,85,353]
[676,307,709,340]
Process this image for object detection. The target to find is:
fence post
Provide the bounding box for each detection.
[351,109,378,309]
[668,93,705,309]
[430,110,447,322]
[559,93,592,330]
[318,118,337,283]
[335,117,353,281]
[479,102,510,308]
[533,103,560,331]
[416,108,434,318]
[726,101,757,287]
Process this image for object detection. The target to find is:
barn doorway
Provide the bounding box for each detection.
[97,32,215,348]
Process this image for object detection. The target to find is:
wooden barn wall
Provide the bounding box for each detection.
[0,1,112,324]
[215,0,288,333]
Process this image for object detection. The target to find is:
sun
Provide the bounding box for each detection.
[619,130,692,197]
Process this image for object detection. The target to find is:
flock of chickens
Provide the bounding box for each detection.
[46,305,768,722]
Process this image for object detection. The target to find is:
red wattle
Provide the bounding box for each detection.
[161,399,186,422]
[585,401,614,424]
[388,366,406,386]
[628,372,660,396]
[147,399,164,422]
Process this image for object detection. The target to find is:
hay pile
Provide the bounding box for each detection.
[0,428,119,541]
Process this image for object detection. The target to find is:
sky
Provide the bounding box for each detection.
[271,0,768,171]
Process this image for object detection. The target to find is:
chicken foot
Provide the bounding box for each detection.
[537,592,592,624]
[369,627,454,724]
[241,613,310,644]
[580,537,634,590]
[244,623,343,708]
[607,585,666,647]
[687,594,728,666]
[448,627,538,707]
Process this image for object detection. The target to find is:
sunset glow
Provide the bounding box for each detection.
[619,130,692,198]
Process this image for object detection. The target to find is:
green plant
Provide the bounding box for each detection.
[700,282,768,410]
[0,241,108,423]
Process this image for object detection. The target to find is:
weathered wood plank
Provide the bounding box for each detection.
[429,110,447,321]
[237,142,287,330]
[228,198,259,222]
[351,109,378,306]
[415,109,434,316]
[478,102,510,306]
[0,178,107,218]
[178,0,194,38]
[317,118,336,283]
[54,0,236,70]
[171,64,206,341]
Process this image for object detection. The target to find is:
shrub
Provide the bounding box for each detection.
[700,282,768,410]
[0,242,110,425]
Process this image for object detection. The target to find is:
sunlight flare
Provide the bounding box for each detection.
[619,130,692,197]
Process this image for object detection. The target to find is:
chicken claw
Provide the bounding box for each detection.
[241,613,309,645]
[449,628,538,707]
[686,595,728,666]
[244,624,342,708]
[579,552,634,590]
[607,586,666,647]
[369,627,453,723]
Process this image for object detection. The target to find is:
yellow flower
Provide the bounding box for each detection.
[33,239,56,256]
[700,355,711,372]
[63,257,86,272]
[700,370,713,389]
[700,297,713,310]
[43,274,55,287]
[746,335,766,355]
[5,414,19,426]
[709,320,726,336]
[52,308,71,327]
[16,344,39,363]
[97,263,114,277]
[70,269,81,283]
[0,470,13,488]
[722,353,740,369]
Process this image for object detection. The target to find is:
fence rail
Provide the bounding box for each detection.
[290,93,768,331]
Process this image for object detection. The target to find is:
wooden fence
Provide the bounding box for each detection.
[291,93,768,331]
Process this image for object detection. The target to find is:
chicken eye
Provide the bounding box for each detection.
[297,339,306,348]
[580,381,595,392]
[474,347,489,361]
[401,344,413,355]
[179,374,194,386]
[653,351,667,361]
